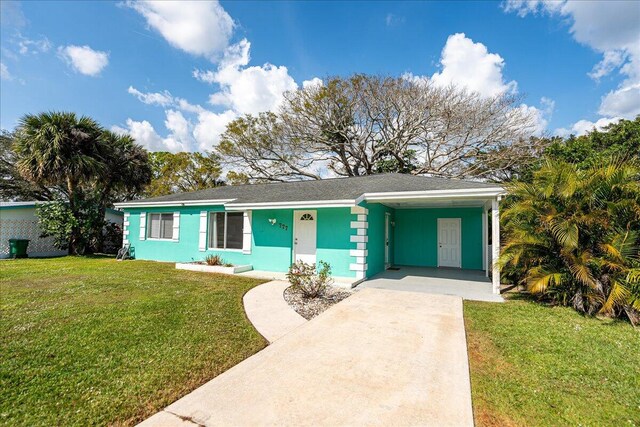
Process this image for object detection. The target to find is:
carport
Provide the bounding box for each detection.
[361,185,505,297]
[358,266,503,302]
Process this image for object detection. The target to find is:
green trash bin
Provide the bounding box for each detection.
[9,239,30,258]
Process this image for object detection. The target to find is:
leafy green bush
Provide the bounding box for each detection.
[36,200,105,255]
[500,157,640,324]
[286,260,333,298]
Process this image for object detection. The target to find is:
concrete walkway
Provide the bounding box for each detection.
[242,280,307,343]
[139,288,474,427]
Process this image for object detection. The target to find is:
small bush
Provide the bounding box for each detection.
[204,254,225,266]
[286,260,333,298]
[102,222,123,254]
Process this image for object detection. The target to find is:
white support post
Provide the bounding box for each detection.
[482,206,488,275]
[491,197,501,294]
[198,211,207,251]
[172,212,180,241]
[242,211,252,254]
[139,212,146,240]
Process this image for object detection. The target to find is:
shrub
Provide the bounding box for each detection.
[102,222,123,254]
[204,254,225,266]
[500,157,640,324]
[286,260,333,298]
[36,200,105,255]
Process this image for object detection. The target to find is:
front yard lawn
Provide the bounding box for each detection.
[465,295,640,426]
[0,256,267,426]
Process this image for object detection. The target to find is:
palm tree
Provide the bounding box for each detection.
[90,131,151,251]
[14,112,106,253]
[96,130,151,205]
[499,157,640,324]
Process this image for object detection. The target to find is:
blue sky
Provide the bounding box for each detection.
[1,0,638,152]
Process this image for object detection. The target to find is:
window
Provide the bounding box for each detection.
[300,213,314,221]
[148,213,174,239]
[208,212,244,249]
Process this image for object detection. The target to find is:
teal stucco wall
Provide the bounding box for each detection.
[392,207,483,270]
[124,206,356,277]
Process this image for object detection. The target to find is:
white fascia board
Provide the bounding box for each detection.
[225,200,357,210]
[363,187,506,201]
[113,199,236,209]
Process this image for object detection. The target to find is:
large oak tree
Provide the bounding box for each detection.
[218,74,542,181]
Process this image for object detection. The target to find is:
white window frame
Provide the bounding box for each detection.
[146,212,175,241]
[208,212,244,251]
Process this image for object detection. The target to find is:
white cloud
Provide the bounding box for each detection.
[431,33,517,97]
[58,45,109,76]
[555,117,622,137]
[127,86,174,106]
[516,97,555,136]
[1,62,13,81]
[122,88,239,152]
[302,77,323,89]
[16,34,51,55]
[195,39,298,115]
[192,109,237,151]
[503,0,640,119]
[112,119,166,151]
[112,112,191,153]
[125,0,234,60]
[588,50,626,81]
[599,82,640,118]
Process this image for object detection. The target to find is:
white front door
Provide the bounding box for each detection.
[384,213,391,268]
[293,210,317,264]
[438,218,461,268]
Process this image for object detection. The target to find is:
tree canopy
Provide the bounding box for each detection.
[144,151,224,197]
[218,74,541,182]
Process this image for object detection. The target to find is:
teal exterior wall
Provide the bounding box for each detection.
[124,206,356,277]
[364,202,395,278]
[393,207,483,270]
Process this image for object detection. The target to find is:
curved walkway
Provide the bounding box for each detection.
[243,280,307,343]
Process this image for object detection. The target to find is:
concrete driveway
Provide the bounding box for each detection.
[139,288,474,427]
[360,266,503,302]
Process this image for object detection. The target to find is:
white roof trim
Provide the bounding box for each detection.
[113,199,236,208]
[363,187,505,201]
[225,200,357,210]
[115,187,505,209]
[0,201,40,208]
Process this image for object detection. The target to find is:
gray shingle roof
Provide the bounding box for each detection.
[122,174,502,206]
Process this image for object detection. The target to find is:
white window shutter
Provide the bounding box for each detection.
[139,212,146,240]
[172,212,180,241]
[199,211,207,251]
[242,211,252,254]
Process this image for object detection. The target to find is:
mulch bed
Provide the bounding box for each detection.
[283,285,354,320]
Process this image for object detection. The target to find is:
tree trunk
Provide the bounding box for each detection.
[66,176,78,255]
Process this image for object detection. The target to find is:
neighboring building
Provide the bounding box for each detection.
[0,201,124,258]
[115,174,505,293]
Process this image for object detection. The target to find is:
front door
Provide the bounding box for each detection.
[293,210,317,264]
[438,218,461,268]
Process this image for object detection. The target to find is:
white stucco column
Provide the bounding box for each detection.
[482,206,488,276]
[491,197,501,294]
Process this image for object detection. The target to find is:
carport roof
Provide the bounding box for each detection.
[115,173,503,208]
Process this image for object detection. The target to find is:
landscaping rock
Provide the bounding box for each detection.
[283,285,353,320]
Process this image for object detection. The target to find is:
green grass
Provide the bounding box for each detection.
[464,294,640,427]
[0,256,267,426]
